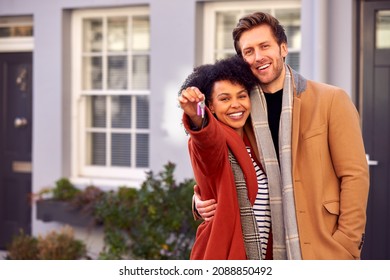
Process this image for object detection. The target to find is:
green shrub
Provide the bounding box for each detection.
[95,162,200,260]
[52,178,81,201]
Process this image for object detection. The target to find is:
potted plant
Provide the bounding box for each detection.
[36,178,103,227]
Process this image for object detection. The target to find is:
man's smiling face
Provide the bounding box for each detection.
[239,24,288,93]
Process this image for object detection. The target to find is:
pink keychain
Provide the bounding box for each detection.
[197,101,205,118]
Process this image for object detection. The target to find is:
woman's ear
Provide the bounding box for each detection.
[208,104,215,114]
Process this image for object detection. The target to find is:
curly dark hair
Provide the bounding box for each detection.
[179,55,257,107]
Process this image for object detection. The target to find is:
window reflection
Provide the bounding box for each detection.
[111,96,131,128]
[82,56,103,90]
[87,132,106,166]
[0,16,33,38]
[112,133,131,167]
[216,12,237,51]
[136,96,149,129]
[132,16,150,51]
[83,18,103,52]
[108,17,127,52]
[132,55,149,90]
[88,96,106,128]
[0,26,33,37]
[376,10,390,49]
[108,56,128,90]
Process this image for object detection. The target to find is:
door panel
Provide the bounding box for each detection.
[0,52,33,249]
[361,1,390,260]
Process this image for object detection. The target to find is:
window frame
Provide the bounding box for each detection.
[202,0,301,64]
[71,6,150,185]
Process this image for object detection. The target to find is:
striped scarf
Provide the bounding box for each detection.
[249,65,302,260]
[228,150,263,259]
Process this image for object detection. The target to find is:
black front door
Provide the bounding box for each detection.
[0,52,33,249]
[360,1,390,260]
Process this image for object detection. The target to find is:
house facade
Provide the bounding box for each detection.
[0,0,389,259]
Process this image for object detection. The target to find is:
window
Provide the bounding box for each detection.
[376,10,390,49]
[0,16,34,52]
[0,16,33,38]
[72,7,150,182]
[203,1,301,71]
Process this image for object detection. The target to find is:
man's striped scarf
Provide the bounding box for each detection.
[249,65,302,260]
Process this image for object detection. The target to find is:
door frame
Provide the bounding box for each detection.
[0,18,34,250]
[358,0,390,260]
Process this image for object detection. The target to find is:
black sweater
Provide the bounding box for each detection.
[264,89,283,160]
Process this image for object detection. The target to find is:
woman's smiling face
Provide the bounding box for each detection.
[208,80,251,137]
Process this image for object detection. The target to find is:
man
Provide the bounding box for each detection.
[193,12,369,260]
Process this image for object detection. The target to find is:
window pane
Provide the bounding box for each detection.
[132,55,149,90]
[111,133,131,167]
[136,134,149,168]
[136,95,149,129]
[86,96,106,128]
[87,132,106,165]
[0,26,33,37]
[245,9,270,15]
[376,10,390,49]
[83,18,103,52]
[132,16,150,51]
[108,17,128,52]
[286,52,300,73]
[0,17,33,38]
[215,53,234,60]
[111,96,131,128]
[83,56,103,90]
[276,9,301,49]
[108,56,128,90]
[215,11,237,50]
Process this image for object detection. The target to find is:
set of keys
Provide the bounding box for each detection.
[197,101,205,119]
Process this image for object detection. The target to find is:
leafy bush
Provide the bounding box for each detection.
[95,162,200,260]
[72,185,105,219]
[52,178,81,201]
[6,226,87,260]
[37,226,87,260]
[6,230,39,260]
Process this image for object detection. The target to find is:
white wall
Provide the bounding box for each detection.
[327,0,356,100]
[300,0,356,100]
[149,0,197,182]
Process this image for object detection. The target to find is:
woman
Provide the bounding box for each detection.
[178,55,272,260]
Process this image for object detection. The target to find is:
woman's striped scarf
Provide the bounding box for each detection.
[228,150,263,259]
[249,65,302,260]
